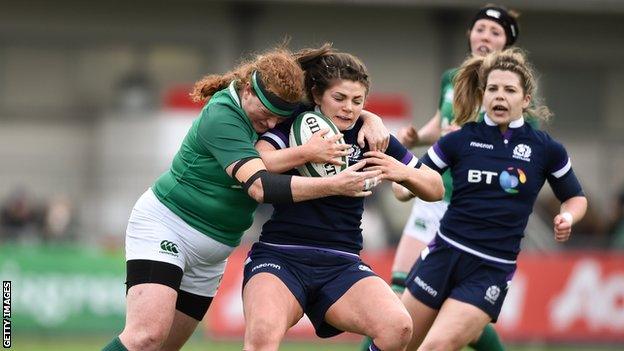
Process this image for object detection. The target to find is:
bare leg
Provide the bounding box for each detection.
[392,235,428,275]
[118,284,178,351]
[417,298,491,351]
[242,273,303,351]
[326,276,412,351]
[160,310,200,351]
[401,289,438,351]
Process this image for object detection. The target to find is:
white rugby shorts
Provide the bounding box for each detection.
[402,198,448,243]
[125,189,235,297]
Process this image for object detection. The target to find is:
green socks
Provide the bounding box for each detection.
[359,336,373,351]
[360,319,503,351]
[390,271,408,295]
[469,324,505,351]
[102,336,128,351]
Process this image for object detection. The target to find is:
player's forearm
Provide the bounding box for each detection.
[359,110,390,151]
[392,182,414,202]
[290,176,336,202]
[559,196,588,225]
[258,147,311,174]
[416,129,439,146]
[416,113,443,146]
[399,167,444,202]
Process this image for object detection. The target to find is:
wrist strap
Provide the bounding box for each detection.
[560,211,573,224]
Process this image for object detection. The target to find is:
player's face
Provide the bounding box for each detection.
[469,19,507,57]
[314,79,367,131]
[483,69,531,126]
[241,84,285,133]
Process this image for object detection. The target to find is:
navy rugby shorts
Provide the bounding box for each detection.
[243,242,377,337]
[405,236,516,322]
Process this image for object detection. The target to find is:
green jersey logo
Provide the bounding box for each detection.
[413,218,427,230]
[160,240,179,255]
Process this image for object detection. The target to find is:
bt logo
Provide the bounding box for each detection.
[468,167,527,193]
[468,170,498,184]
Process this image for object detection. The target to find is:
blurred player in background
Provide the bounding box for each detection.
[102,47,386,351]
[242,45,443,351]
[400,48,587,351]
[366,5,523,351]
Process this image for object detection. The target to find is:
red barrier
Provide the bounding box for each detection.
[205,247,624,343]
[496,252,624,343]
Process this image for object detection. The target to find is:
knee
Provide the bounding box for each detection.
[244,318,285,350]
[373,313,413,351]
[391,315,413,350]
[120,326,169,351]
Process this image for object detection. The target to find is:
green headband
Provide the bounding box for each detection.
[251,70,298,117]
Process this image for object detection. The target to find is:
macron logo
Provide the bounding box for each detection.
[414,276,438,297]
[251,263,281,272]
[470,141,494,150]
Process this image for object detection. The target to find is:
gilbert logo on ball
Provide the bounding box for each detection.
[289,112,348,177]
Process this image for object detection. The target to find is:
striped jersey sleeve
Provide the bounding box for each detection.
[545,137,584,201]
[259,120,292,150]
[385,135,422,168]
[421,129,462,174]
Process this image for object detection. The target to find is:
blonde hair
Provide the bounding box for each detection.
[453,48,552,126]
[191,48,304,104]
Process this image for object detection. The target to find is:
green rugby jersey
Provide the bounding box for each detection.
[153,82,260,247]
[437,69,458,203]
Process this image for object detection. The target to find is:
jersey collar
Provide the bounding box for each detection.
[226,81,255,131]
[228,81,242,108]
[483,114,525,129]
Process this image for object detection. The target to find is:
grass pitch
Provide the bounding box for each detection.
[13,336,623,351]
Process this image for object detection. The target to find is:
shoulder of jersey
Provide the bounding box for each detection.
[462,121,481,132]
[531,128,551,144]
[289,111,348,177]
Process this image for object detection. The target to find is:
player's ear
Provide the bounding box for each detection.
[240,83,252,100]
[312,86,322,106]
[522,93,531,110]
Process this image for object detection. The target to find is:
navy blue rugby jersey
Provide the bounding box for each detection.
[421,115,583,262]
[259,112,421,254]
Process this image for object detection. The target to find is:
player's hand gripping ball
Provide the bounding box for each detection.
[289,112,349,177]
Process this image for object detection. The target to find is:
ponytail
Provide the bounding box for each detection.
[191,72,239,102]
[190,49,304,104]
[453,55,486,126]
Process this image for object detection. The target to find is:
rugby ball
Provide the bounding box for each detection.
[289,112,348,177]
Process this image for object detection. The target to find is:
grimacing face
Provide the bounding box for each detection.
[313,79,367,131]
[483,69,530,127]
[470,19,507,57]
[241,84,286,133]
